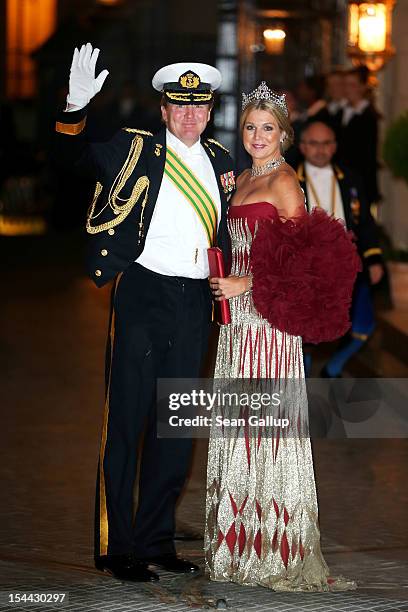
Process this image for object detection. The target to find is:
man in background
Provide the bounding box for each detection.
[297,120,383,377]
[338,66,380,207]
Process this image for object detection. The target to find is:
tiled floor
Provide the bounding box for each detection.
[1,233,407,611]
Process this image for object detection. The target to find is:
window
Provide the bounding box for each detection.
[6,0,56,98]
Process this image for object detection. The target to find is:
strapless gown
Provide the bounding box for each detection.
[204,202,355,591]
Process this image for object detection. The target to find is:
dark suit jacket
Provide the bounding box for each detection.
[297,162,383,271]
[337,104,380,204]
[55,107,234,287]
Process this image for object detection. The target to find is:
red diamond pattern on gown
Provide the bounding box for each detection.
[216,499,298,568]
[238,523,246,557]
[280,530,289,568]
[218,493,298,565]
[225,523,237,554]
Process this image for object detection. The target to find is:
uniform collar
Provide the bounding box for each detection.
[305,161,333,176]
[166,129,202,157]
[298,161,344,181]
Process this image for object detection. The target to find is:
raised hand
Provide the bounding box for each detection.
[67,43,109,108]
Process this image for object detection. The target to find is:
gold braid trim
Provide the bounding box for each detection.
[207,138,230,153]
[203,142,215,157]
[86,135,149,238]
[165,91,213,102]
[122,128,153,136]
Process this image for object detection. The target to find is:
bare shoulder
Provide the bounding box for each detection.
[268,164,299,189]
[267,164,305,216]
[269,165,302,194]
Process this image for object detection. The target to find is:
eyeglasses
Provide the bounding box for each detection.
[301,140,336,147]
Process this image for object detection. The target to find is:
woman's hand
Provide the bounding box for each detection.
[209,275,251,300]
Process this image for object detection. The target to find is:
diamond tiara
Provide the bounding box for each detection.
[242,81,288,116]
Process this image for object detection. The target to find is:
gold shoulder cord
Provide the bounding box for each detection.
[203,142,215,157]
[123,128,153,136]
[207,138,230,154]
[86,135,149,241]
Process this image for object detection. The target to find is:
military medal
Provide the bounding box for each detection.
[220,171,235,193]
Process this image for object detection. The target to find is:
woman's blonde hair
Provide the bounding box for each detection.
[240,99,294,153]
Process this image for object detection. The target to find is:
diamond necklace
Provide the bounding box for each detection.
[251,156,285,177]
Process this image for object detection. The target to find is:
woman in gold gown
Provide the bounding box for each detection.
[205,84,357,592]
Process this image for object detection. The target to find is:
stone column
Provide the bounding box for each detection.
[378,0,408,251]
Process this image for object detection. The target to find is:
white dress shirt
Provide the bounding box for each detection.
[327,99,347,116]
[342,98,370,126]
[304,162,346,223]
[137,129,221,278]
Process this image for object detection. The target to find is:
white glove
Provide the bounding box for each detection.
[66,43,109,109]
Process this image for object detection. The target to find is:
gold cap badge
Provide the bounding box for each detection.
[179,71,200,89]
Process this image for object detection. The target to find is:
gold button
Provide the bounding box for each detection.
[95,269,102,277]
[101,249,108,256]
[108,228,115,235]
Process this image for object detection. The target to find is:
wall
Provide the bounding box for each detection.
[378,0,408,251]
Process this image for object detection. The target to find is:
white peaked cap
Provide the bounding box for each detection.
[152,62,222,92]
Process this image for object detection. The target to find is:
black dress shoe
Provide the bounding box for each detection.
[143,554,199,573]
[95,554,159,582]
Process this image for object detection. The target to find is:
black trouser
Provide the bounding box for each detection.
[94,263,211,559]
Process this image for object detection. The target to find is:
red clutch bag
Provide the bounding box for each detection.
[207,247,231,325]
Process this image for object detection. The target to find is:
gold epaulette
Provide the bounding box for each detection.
[334,165,344,180]
[206,138,230,154]
[363,247,382,258]
[123,128,153,136]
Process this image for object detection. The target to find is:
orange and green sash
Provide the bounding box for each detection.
[164,146,218,246]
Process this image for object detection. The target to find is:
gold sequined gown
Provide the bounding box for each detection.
[205,203,355,592]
